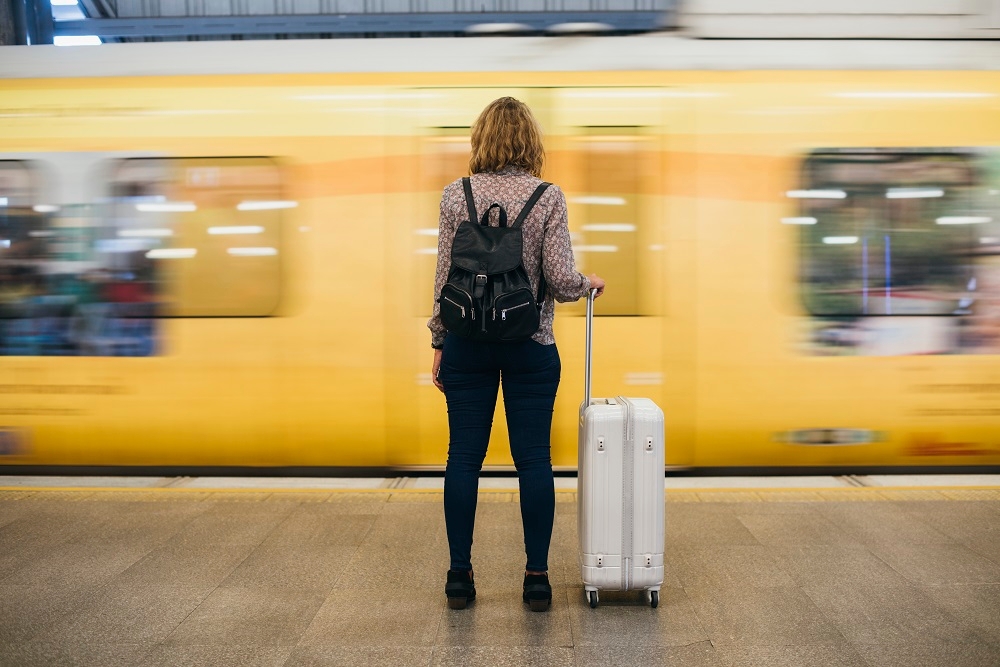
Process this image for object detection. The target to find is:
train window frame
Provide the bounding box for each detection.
[107,156,288,319]
[796,148,982,319]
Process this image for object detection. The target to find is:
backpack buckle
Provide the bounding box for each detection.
[473,273,487,299]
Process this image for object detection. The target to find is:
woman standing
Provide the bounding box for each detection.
[428,97,605,611]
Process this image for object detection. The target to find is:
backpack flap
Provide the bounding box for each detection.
[450,223,524,276]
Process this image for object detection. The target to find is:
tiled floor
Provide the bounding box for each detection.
[0,483,998,666]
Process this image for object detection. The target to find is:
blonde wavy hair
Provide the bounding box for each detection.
[469,97,544,177]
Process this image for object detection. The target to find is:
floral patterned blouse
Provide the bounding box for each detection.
[428,165,591,348]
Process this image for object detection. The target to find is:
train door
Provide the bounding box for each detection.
[782,147,1000,467]
[0,153,285,466]
[385,87,541,470]
[691,78,1000,470]
[547,87,695,468]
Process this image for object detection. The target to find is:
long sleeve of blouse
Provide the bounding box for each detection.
[427,167,591,349]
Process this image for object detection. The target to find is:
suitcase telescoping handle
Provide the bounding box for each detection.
[584,288,598,408]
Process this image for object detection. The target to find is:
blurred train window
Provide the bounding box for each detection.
[575,128,643,316]
[0,159,160,356]
[109,158,286,317]
[0,160,78,356]
[798,150,982,316]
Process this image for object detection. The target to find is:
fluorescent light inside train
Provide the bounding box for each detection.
[562,90,723,99]
[414,228,440,236]
[146,248,196,259]
[823,236,859,245]
[293,92,438,101]
[981,237,1000,244]
[574,245,619,253]
[781,217,817,225]
[786,190,847,199]
[136,202,196,213]
[53,36,102,46]
[51,0,79,5]
[33,205,59,213]
[227,247,278,256]
[97,239,155,253]
[415,248,438,255]
[0,198,7,206]
[236,200,298,211]
[0,240,9,248]
[886,188,944,199]
[573,196,626,206]
[834,92,993,99]
[118,228,173,238]
[581,224,636,232]
[937,216,992,225]
[208,226,264,235]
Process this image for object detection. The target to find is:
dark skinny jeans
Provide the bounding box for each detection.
[438,333,561,573]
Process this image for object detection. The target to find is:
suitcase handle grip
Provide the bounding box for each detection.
[584,288,597,408]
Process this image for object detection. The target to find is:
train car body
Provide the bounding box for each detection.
[1,36,999,472]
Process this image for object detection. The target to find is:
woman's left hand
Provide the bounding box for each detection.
[432,349,444,393]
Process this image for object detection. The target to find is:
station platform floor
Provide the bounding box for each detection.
[0,474,998,667]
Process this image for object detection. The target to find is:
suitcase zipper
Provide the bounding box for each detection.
[621,397,635,592]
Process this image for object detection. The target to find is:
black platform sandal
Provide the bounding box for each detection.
[445,570,476,610]
[522,573,552,612]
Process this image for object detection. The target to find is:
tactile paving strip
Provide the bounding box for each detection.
[0,486,997,502]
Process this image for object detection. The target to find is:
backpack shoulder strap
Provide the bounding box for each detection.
[512,182,551,229]
[461,177,478,224]
[510,182,553,310]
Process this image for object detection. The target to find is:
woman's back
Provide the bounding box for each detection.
[429,166,590,347]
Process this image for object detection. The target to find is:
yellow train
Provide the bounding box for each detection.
[2,36,999,472]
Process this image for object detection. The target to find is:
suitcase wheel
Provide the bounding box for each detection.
[649,590,659,608]
[588,590,598,609]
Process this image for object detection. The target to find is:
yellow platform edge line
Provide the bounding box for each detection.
[0,485,998,495]
[0,486,439,494]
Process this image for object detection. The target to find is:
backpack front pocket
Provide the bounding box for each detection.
[491,288,539,342]
[439,284,476,338]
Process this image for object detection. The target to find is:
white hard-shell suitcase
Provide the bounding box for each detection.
[578,290,665,608]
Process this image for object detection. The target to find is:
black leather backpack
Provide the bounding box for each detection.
[438,178,551,343]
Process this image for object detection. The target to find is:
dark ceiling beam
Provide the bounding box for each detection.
[8,0,54,44]
[0,0,20,45]
[78,0,116,19]
[52,10,668,38]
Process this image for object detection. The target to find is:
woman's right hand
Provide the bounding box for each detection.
[588,274,606,298]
